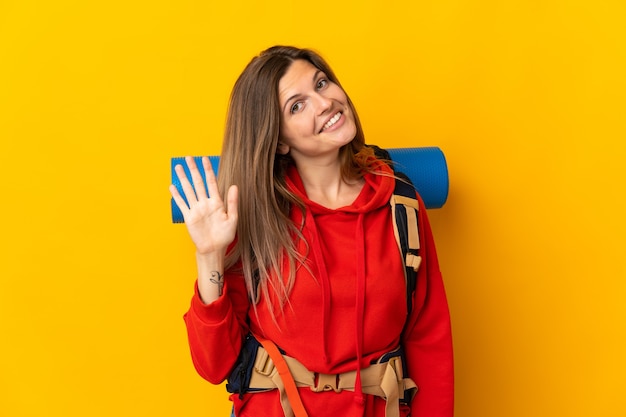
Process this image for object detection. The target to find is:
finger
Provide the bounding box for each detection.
[202,157,222,203]
[169,184,190,215]
[187,156,208,199]
[226,184,239,221]
[174,162,198,204]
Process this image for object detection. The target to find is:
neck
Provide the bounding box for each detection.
[294,158,363,209]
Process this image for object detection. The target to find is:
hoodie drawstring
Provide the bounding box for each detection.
[305,209,332,364]
[353,213,366,406]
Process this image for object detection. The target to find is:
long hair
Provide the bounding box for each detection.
[218,45,375,317]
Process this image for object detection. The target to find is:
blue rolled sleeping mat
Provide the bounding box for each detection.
[171,146,449,223]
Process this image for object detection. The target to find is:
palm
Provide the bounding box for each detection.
[170,157,238,255]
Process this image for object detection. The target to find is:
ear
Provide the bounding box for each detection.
[276,142,290,155]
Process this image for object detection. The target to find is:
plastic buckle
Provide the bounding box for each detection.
[311,373,342,393]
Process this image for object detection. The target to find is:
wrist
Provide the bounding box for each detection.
[195,251,227,304]
[195,249,226,264]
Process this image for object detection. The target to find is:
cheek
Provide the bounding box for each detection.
[279,116,298,137]
[289,116,313,135]
[344,110,357,133]
[332,86,350,103]
[278,121,301,145]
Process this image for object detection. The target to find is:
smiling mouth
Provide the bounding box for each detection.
[320,112,342,133]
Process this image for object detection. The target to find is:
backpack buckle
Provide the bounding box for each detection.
[253,347,275,376]
[311,373,342,393]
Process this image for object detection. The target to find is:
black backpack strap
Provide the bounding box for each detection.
[390,178,422,317]
[369,143,422,316]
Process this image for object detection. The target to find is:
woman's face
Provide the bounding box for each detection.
[277,59,357,163]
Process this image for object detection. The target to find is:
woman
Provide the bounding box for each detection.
[170,46,453,417]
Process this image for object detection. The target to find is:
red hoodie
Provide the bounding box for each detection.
[183,161,454,417]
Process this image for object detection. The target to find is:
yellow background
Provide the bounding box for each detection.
[1,1,625,416]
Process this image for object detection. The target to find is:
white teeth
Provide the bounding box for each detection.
[322,112,342,131]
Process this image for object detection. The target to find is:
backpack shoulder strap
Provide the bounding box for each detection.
[390,178,422,316]
[255,335,309,417]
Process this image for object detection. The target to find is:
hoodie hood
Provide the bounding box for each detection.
[284,160,395,216]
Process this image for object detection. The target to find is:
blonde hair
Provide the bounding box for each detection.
[218,46,375,316]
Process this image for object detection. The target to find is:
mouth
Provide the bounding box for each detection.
[319,111,342,133]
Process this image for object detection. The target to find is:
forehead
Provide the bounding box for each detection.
[278,60,321,100]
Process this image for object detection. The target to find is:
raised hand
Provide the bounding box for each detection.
[169,156,238,256]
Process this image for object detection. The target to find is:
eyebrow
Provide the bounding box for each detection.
[281,69,324,113]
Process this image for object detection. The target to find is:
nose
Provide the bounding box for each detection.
[313,92,333,115]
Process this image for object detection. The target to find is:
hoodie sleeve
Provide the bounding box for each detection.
[403,195,454,417]
[183,271,250,384]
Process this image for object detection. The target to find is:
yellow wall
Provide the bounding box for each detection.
[1,1,624,416]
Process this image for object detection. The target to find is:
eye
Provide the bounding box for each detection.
[290,101,304,114]
[316,78,328,90]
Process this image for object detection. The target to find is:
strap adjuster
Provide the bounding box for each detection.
[387,356,403,381]
[254,347,275,376]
